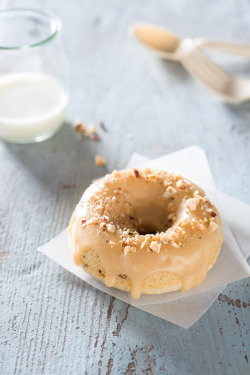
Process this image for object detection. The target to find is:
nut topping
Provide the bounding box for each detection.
[186,198,198,211]
[209,222,218,232]
[176,180,188,191]
[163,186,176,198]
[149,241,161,253]
[134,169,140,178]
[107,223,116,233]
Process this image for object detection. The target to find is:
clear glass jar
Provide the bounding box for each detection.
[0,8,69,143]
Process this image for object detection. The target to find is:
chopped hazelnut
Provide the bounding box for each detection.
[172,242,180,248]
[119,274,127,279]
[107,223,116,233]
[124,246,130,255]
[176,180,188,191]
[192,218,205,231]
[163,186,176,198]
[193,190,200,197]
[209,222,217,232]
[88,218,98,225]
[100,222,107,230]
[179,217,189,227]
[81,219,87,228]
[141,237,151,248]
[164,180,172,187]
[160,233,169,244]
[113,170,120,178]
[73,122,88,135]
[149,241,161,253]
[130,246,137,253]
[134,169,140,178]
[186,198,198,211]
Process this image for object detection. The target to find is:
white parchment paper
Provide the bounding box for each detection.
[38,146,250,328]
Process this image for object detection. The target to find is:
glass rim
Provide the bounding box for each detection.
[0,8,62,51]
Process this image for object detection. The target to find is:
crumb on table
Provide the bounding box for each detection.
[72,121,100,141]
[89,124,96,134]
[95,155,106,166]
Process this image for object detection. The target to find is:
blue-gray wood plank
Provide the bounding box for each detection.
[0,0,249,374]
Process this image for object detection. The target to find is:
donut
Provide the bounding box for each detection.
[69,168,223,299]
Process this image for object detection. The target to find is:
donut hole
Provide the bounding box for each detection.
[131,205,171,235]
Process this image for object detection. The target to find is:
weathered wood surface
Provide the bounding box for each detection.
[0,0,250,374]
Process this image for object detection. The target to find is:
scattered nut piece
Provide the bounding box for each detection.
[192,218,205,231]
[107,223,116,233]
[176,180,188,191]
[210,211,217,217]
[113,170,120,178]
[100,222,107,230]
[134,169,140,178]
[172,242,180,248]
[179,217,189,227]
[109,240,116,246]
[193,190,200,197]
[209,222,217,232]
[164,180,172,187]
[141,237,151,248]
[145,174,161,182]
[81,219,87,228]
[124,246,130,255]
[160,233,169,244]
[95,155,106,166]
[149,241,161,253]
[119,274,127,279]
[163,186,176,198]
[73,122,88,136]
[73,120,101,141]
[88,218,98,225]
[186,198,198,211]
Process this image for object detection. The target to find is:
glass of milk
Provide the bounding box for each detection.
[0,8,69,143]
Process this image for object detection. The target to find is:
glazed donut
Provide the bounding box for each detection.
[69,168,223,299]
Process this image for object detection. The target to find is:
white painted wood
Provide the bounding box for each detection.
[0,1,249,374]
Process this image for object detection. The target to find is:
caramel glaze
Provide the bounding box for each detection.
[69,168,223,299]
